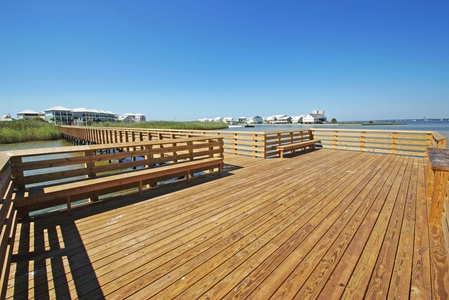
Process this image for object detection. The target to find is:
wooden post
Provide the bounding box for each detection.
[360,131,366,152]
[392,132,398,155]
[333,130,338,150]
[426,148,449,226]
[429,170,449,226]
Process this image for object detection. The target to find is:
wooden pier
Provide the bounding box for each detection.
[1,127,448,299]
[3,149,449,299]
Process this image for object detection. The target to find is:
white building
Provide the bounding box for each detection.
[0,114,13,122]
[238,117,247,124]
[303,110,327,124]
[17,110,44,120]
[266,114,292,124]
[291,115,304,124]
[45,106,73,125]
[223,117,236,125]
[45,106,120,125]
[247,116,263,124]
[118,113,146,123]
[72,108,117,125]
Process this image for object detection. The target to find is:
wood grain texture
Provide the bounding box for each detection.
[6,150,449,299]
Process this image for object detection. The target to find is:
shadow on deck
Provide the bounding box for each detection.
[7,149,449,299]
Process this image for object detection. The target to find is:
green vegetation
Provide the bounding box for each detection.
[0,119,227,144]
[92,120,229,130]
[0,119,62,144]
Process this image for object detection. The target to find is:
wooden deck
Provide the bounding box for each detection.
[7,150,449,299]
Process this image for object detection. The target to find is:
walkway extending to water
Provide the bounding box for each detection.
[7,149,449,299]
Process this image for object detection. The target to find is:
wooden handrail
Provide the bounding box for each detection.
[311,128,437,157]
[431,131,448,148]
[59,126,447,158]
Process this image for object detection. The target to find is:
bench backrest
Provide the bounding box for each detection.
[7,136,223,190]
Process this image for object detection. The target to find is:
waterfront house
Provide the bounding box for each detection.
[118,113,146,123]
[238,116,247,123]
[291,115,304,124]
[0,114,13,121]
[267,114,292,124]
[16,110,44,120]
[303,110,327,124]
[247,116,264,124]
[72,108,117,125]
[223,117,237,125]
[44,106,73,125]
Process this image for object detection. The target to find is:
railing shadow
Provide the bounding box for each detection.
[11,216,105,299]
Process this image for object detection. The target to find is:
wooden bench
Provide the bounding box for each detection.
[13,157,223,216]
[276,139,321,158]
[426,147,449,226]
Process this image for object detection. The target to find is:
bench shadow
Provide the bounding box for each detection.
[278,148,321,158]
[9,164,239,298]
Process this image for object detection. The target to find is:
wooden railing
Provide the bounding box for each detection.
[60,126,447,158]
[311,128,447,157]
[0,154,18,299]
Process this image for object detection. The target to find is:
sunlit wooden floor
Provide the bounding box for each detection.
[7,150,449,299]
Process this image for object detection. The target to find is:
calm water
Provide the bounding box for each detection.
[0,139,72,152]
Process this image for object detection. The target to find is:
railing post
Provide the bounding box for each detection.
[392,132,398,155]
[361,131,366,152]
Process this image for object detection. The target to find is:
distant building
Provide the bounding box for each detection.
[266,114,292,124]
[72,108,117,125]
[247,116,263,124]
[303,110,327,124]
[0,114,13,122]
[223,117,236,125]
[17,110,44,120]
[45,106,73,125]
[291,115,303,124]
[118,113,146,123]
[238,117,247,124]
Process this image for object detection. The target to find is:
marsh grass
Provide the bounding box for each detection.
[93,121,228,130]
[0,119,61,144]
[0,119,227,144]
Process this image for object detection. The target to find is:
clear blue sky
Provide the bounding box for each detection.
[1,1,448,121]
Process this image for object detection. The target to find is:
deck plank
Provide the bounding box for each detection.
[319,155,404,299]
[6,150,449,299]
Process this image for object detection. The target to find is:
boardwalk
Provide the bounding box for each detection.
[7,150,449,299]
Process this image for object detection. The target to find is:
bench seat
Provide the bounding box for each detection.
[276,139,321,158]
[13,157,223,216]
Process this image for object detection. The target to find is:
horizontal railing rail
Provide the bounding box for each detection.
[311,128,446,157]
[59,126,447,158]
